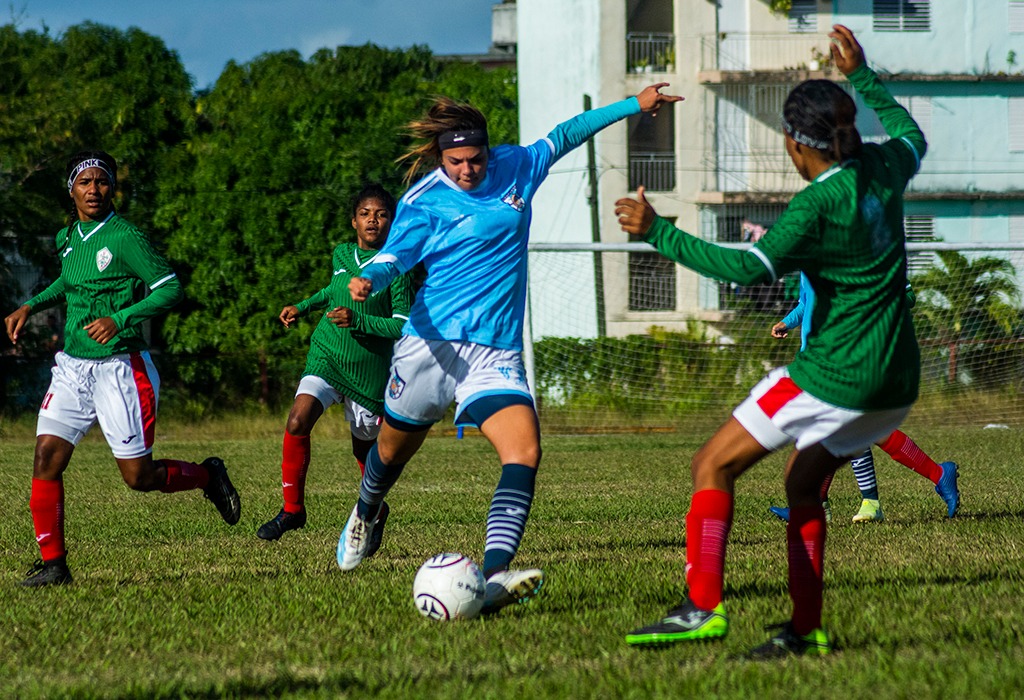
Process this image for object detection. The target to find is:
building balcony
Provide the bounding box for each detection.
[627,32,675,74]
[629,152,676,192]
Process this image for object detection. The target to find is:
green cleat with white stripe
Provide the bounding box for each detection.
[626,599,728,646]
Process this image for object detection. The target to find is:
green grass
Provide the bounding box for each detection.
[1,425,1023,698]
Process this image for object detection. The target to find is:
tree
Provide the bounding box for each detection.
[155,46,517,409]
[911,251,1021,385]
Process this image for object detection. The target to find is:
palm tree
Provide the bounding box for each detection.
[911,251,1021,384]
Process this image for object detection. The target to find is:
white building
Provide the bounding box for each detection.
[518,0,1024,339]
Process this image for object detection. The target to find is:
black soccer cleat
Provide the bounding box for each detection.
[748,621,831,660]
[202,457,241,525]
[256,508,307,541]
[365,501,390,558]
[20,557,73,588]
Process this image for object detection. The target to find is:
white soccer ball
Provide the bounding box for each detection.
[412,553,486,621]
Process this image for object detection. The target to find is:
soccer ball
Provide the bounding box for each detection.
[412,553,486,621]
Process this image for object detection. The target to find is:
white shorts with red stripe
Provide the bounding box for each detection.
[37,350,159,459]
[733,366,912,458]
[295,375,381,441]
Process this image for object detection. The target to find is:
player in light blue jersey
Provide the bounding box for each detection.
[336,86,682,614]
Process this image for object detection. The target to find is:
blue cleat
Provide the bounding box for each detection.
[769,506,790,522]
[935,461,960,517]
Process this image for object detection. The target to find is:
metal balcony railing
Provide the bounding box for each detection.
[629,152,676,192]
[700,33,832,73]
[626,32,675,73]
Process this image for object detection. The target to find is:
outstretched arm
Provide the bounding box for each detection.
[616,187,774,286]
[547,84,683,161]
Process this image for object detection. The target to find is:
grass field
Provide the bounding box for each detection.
[1,418,1023,698]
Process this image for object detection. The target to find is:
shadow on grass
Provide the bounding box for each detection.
[111,672,368,699]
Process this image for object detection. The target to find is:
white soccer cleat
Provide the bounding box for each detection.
[336,504,378,571]
[480,568,545,615]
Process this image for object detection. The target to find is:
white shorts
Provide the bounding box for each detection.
[296,375,381,441]
[37,351,159,459]
[385,336,533,428]
[732,366,912,458]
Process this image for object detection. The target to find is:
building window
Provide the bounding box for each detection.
[628,109,676,192]
[629,230,675,311]
[905,214,935,273]
[896,95,932,136]
[1012,1,1024,33]
[626,0,674,72]
[789,0,817,34]
[873,0,931,32]
[1011,98,1024,152]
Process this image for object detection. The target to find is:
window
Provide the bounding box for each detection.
[905,214,935,273]
[873,0,931,32]
[1012,1,1024,33]
[628,109,676,192]
[628,229,675,311]
[1011,98,1024,152]
[789,0,817,34]
[896,95,932,137]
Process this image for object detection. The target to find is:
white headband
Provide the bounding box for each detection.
[782,119,832,151]
[67,159,116,193]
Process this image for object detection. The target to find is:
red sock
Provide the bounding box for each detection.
[788,505,827,635]
[282,432,311,514]
[158,459,209,492]
[818,470,835,502]
[878,430,942,484]
[356,459,366,477]
[30,478,66,561]
[685,489,734,611]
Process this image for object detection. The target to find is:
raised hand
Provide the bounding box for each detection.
[635,83,684,118]
[829,24,865,76]
[614,186,658,236]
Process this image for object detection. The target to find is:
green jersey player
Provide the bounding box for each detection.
[4,150,240,588]
[616,26,926,657]
[256,184,413,544]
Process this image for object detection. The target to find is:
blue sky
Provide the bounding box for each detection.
[15,0,498,90]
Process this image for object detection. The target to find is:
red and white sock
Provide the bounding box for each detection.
[282,432,310,514]
[685,489,734,611]
[878,430,942,484]
[158,459,209,492]
[30,478,66,562]
[787,505,827,635]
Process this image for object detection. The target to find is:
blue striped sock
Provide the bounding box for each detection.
[357,445,405,520]
[850,449,879,500]
[483,464,537,578]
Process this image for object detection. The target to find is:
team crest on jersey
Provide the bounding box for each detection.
[501,185,526,212]
[388,370,407,399]
[96,247,113,271]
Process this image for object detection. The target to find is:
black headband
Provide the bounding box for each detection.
[438,128,488,151]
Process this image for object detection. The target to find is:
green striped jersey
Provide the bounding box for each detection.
[25,212,183,359]
[295,242,413,414]
[644,64,925,410]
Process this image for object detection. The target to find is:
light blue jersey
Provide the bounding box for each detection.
[780,273,815,351]
[361,97,641,351]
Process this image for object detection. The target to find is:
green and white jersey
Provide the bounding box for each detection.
[644,64,926,410]
[25,212,183,359]
[294,242,413,414]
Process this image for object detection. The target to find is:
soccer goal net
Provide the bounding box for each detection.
[525,241,1024,434]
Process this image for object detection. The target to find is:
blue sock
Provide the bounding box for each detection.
[482,464,537,578]
[357,444,406,520]
[850,449,879,501]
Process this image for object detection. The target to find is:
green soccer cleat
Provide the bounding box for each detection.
[851,498,884,523]
[626,599,728,646]
[749,622,831,660]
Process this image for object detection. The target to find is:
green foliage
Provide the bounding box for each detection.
[534,319,794,423]
[912,251,1023,388]
[156,47,518,406]
[0,22,192,274]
